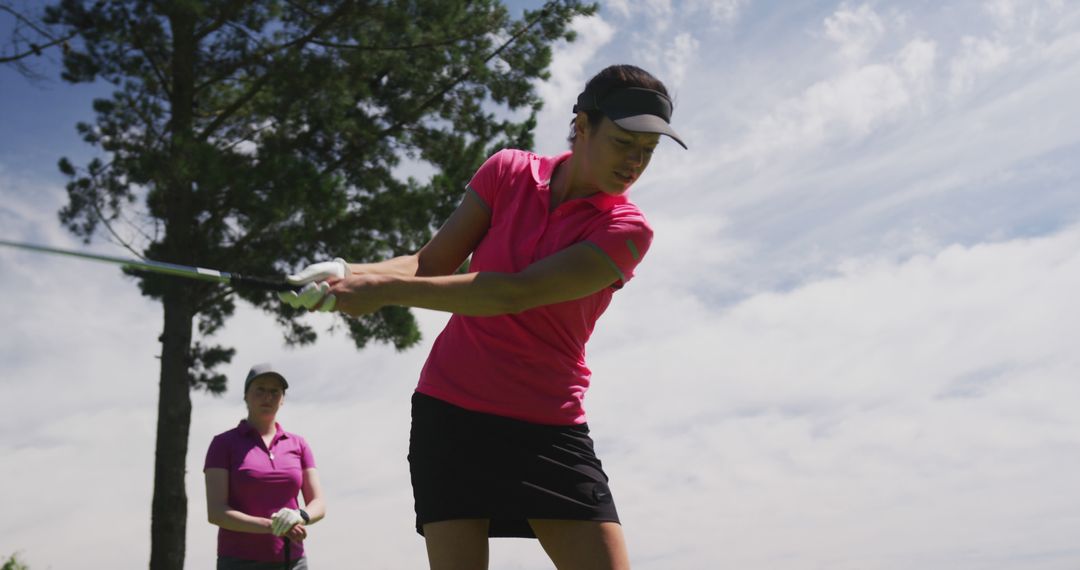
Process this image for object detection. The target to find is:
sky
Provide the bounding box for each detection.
[2,1,1080,568]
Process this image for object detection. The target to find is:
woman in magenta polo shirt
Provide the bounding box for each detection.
[281,64,685,569]
[205,363,326,569]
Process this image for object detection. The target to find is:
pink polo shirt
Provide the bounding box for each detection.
[204,420,316,562]
[416,148,654,425]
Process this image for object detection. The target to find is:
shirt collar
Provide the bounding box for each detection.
[536,151,571,185]
[583,190,629,211]
[237,419,287,441]
[535,151,630,212]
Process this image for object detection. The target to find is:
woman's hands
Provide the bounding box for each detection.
[285,523,307,543]
[271,508,304,535]
[270,508,309,543]
[278,262,388,317]
[278,258,352,313]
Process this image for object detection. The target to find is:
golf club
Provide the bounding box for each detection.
[0,238,301,292]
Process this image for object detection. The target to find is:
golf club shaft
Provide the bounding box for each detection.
[0,239,300,292]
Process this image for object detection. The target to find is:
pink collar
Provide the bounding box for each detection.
[534,151,630,212]
[237,419,287,441]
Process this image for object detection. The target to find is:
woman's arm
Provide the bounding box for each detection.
[205,468,274,534]
[330,241,621,317]
[325,181,623,317]
[298,468,326,524]
[347,191,491,279]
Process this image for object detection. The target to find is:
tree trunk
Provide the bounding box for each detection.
[150,7,197,569]
[149,291,194,570]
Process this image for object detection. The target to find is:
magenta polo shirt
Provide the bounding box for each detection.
[416,148,654,425]
[204,420,316,563]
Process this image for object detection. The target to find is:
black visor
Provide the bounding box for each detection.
[573,87,687,149]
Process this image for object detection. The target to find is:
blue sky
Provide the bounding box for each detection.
[2,1,1080,568]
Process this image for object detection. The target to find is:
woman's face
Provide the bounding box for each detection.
[578,116,661,195]
[244,376,285,420]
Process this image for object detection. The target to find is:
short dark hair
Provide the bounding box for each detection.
[569,65,671,144]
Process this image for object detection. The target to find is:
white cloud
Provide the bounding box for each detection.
[584,226,1080,568]
[710,10,941,164]
[983,0,1067,34]
[644,0,673,19]
[657,227,1078,418]
[0,168,77,246]
[658,32,700,89]
[944,0,1077,99]
[688,0,749,25]
[599,0,674,31]
[700,0,1079,170]
[986,0,1019,31]
[824,3,887,61]
[896,37,937,87]
[948,35,1011,98]
[732,62,912,161]
[606,0,746,26]
[603,0,631,19]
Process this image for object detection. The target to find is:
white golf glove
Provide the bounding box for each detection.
[278,258,351,312]
[270,507,304,536]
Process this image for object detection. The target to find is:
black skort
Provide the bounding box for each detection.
[408,392,620,538]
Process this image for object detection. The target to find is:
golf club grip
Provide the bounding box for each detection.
[230,274,301,292]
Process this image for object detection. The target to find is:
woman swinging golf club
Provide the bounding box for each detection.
[282,64,686,570]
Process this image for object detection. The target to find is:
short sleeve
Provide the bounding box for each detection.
[299,436,316,469]
[204,434,230,471]
[465,149,513,211]
[584,209,654,287]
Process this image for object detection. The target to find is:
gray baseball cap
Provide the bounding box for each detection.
[244,362,289,393]
[573,86,687,149]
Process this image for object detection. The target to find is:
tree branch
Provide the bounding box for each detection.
[0,4,56,39]
[77,159,148,259]
[127,18,173,102]
[308,26,493,52]
[194,0,250,40]
[316,2,554,178]
[198,71,273,140]
[377,3,552,139]
[0,3,76,66]
[197,0,355,140]
[0,31,73,63]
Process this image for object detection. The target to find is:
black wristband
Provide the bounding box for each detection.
[298,508,310,524]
